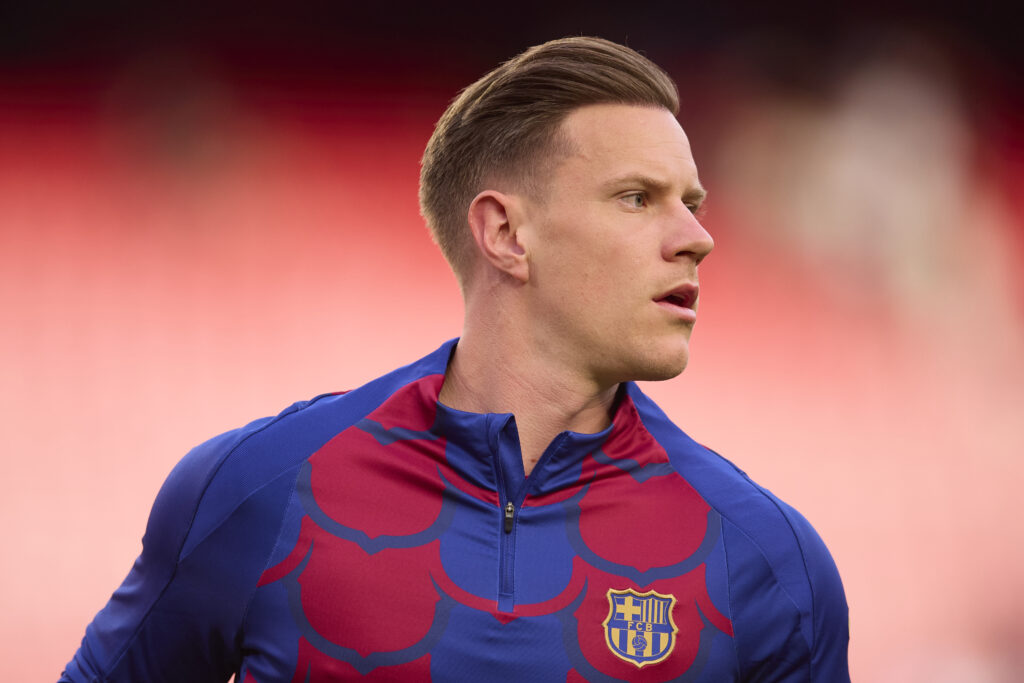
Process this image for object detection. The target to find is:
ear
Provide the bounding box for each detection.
[467,190,529,283]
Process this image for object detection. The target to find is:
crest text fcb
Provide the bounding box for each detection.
[602,588,678,667]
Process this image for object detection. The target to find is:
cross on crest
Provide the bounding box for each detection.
[602,587,678,667]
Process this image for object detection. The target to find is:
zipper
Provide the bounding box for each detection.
[494,415,521,614]
[498,499,517,612]
[495,430,568,613]
[504,502,515,533]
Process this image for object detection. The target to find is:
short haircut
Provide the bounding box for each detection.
[419,36,680,281]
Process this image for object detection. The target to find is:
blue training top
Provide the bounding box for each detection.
[62,339,849,682]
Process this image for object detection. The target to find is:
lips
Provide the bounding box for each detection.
[655,284,698,310]
[654,283,699,323]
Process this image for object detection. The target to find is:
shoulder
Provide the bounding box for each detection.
[625,382,838,573]
[151,393,348,561]
[60,343,458,681]
[625,383,849,677]
[161,340,458,558]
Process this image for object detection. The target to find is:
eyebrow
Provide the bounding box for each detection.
[602,173,707,205]
[684,185,708,207]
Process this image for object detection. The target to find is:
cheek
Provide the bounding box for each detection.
[534,219,639,306]
[592,254,641,300]
[539,246,603,295]
[573,264,625,308]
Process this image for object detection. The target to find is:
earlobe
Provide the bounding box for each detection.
[467,190,529,283]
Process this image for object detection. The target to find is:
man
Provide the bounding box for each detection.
[62,37,849,682]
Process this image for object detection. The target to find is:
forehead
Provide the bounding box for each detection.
[555,104,698,187]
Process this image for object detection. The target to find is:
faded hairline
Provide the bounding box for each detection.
[482,123,578,209]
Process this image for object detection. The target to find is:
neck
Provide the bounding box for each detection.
[439,312,618,476]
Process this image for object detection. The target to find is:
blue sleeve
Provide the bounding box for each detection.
[60,418,285,683]
[723,503,849,683]
[784,504,850,683]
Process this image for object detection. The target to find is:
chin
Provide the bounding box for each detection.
[619,343,691,383]
[636,358,689,382]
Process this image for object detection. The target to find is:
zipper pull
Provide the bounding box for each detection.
[504,502,515,533]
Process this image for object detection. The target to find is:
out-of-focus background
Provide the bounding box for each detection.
[2,3,1021,681]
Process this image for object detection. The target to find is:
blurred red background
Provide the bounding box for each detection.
[2,4,1022,681]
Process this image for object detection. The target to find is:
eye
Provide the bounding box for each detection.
[621,192,647,209]
[685,199,706,217]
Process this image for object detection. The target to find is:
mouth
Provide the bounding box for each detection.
[654,284,699,321]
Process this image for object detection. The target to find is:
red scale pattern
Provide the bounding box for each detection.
[309,426,447,538]
[308,377,449,538]
[260,377,456,676]
[566,399,733,679]
[576,462,712,573]
[298,530,442,656]
[258,379,734,680]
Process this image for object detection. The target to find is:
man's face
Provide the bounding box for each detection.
[518,103,713,387]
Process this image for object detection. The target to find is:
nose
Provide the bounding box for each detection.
[663,203,714,264]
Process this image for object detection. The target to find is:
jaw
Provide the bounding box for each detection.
[591,329,693,386]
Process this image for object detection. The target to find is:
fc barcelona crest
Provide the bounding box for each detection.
[603,588,678,667]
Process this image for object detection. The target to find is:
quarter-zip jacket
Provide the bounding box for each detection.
[62,339,849,682]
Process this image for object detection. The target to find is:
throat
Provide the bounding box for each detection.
[520,442,545,477]
[439,335,619,476]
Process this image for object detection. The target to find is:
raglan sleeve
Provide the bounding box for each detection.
[787,507,851,682]
[59,420,275,683]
